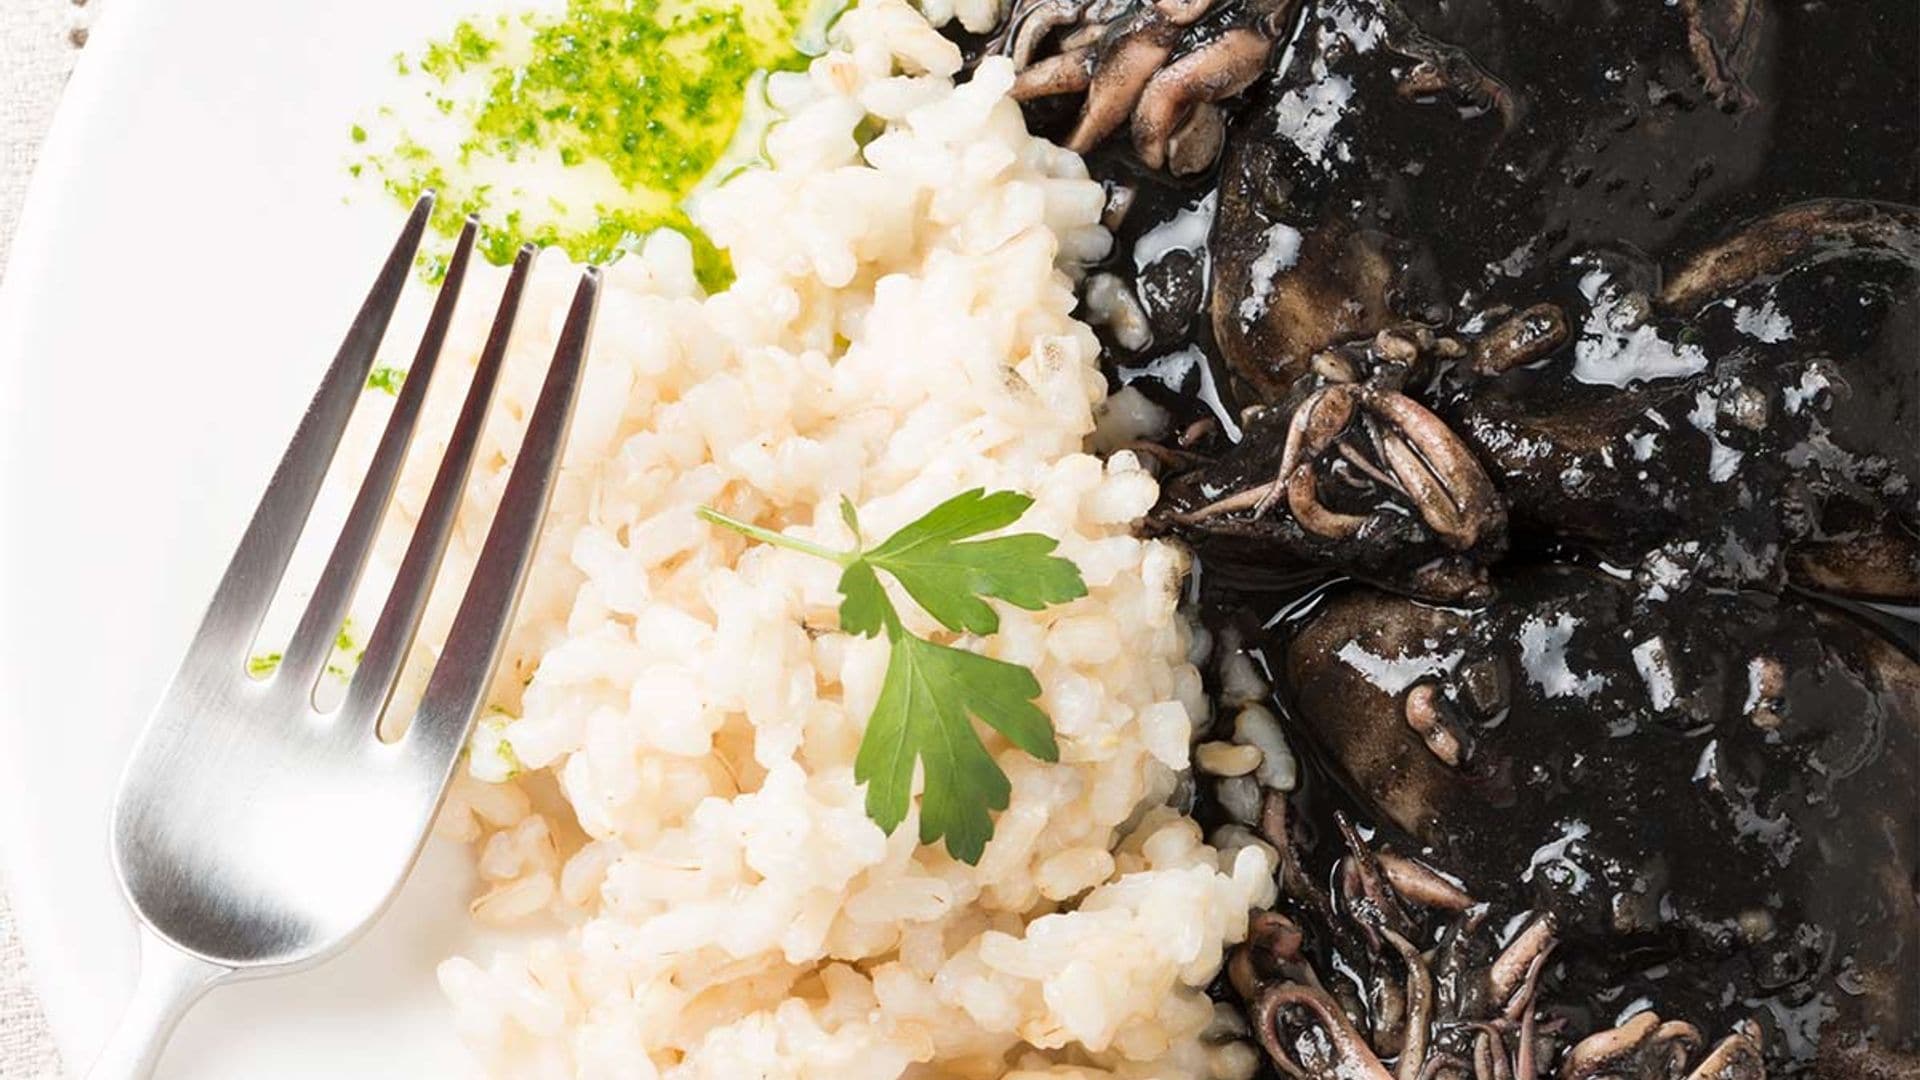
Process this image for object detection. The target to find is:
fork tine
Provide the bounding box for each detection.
[338,245,537,730]
[400,268,599,758]
[181,195,433,670]
[271,218,481,700]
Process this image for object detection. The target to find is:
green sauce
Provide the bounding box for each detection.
[357,0,830,291]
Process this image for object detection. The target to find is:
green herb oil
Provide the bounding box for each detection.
[356,0,833,293]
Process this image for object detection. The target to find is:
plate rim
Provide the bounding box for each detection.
[0,0,160,1066]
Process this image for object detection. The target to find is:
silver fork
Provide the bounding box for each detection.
[87,194,600,1079]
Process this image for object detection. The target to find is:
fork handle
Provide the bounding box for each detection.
[86,925,233,1080]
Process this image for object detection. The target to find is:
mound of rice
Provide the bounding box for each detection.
[390,2,1276,1074]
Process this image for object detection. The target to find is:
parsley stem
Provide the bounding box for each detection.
[697,506,852,565]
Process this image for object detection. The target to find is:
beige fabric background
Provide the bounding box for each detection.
[2,2,99,1075]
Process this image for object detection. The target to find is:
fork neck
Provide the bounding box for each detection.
[86,924,234,1080]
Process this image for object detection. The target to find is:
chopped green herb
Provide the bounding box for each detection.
[330,619,365,679]
[366,365,407,395]
[246,620,363,681]
[350,123,368,144]
[851,115,887,148]
[699,490,1087,863]
[472,711,525,782]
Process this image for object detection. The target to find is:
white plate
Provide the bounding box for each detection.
[0,1,538,1074]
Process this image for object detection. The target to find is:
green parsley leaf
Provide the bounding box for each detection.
[868,488,1031,548]
[839,495,864,544]
[856,634,1058,863]
[697,489,1086,862]
[837,559,892,639]
[865,490,1086,635]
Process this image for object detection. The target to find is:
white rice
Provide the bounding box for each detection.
[383,3,1276,1075]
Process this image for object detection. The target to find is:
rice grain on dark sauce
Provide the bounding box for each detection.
[953,1,1919,1076]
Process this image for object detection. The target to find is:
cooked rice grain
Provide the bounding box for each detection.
[399,4,1276,1075]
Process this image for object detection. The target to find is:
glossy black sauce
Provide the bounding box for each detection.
[1073,0,1919,422]
[952,1,1917,1074]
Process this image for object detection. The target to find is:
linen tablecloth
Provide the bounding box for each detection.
[2,2,100,1075]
